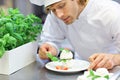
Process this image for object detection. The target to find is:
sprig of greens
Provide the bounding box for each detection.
[46,52,67,62]
[104,75,109,79]
[47,48,72,62]
[47,52,59,61]
[87,70,110,80]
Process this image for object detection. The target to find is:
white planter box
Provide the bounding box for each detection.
[0,41,38,75]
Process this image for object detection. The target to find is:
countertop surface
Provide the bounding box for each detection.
[0,61,83,80]
[0,60,120,80]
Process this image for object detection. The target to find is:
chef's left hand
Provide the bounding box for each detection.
[88,53,115,70]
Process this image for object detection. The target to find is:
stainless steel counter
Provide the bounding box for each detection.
[0,61,120,80]
[0,61,83,80]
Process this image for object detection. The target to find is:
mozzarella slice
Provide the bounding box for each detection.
[60,50,73,59]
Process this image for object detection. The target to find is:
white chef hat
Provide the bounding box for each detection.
[29,0,61,7]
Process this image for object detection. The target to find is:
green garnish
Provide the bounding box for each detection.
[89,70,95,76]
[47,52,69,62]
[104,75,109,79]
[59,48,70,53]
[47,52,59,61]
[92,75,101,80]
[87,69,110,80]
[60,59,67,62]
[59,48,64,51]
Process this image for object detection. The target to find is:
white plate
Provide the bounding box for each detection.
[45,60,90,73]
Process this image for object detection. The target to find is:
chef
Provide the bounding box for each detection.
[30,0,120,70]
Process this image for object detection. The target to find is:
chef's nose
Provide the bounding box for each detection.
[56,9,64,19]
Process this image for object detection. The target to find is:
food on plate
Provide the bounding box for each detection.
[77,68,113,80]
[55,65,68,70]
[47,48,74,70]
[47,48,74,61]
[59,48,74,59]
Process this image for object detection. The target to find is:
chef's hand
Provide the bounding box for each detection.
[88,53,115,70]
[38,43,57,60]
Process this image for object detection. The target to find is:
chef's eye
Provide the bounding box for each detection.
[52,9,56,13]
[49,2,66,13]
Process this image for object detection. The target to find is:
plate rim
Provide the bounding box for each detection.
[45,59,90,73]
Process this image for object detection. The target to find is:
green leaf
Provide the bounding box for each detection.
[0,39,6,46]
[59,48,64,51]
[8,8,20,15]
[90,70,95,76]
[5,22,14,34]
[104,75,109,79]
[0,46,5,58]
[51,57,59,61]
[92,75,101,80]
[3,34,17,50]
[47,52,59,61]
[87,70,95,78]
[60,59,67,62]
[12,33,23,46]
[46,53,53,59]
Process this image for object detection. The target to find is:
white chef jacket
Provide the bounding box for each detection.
[40,0,120,60]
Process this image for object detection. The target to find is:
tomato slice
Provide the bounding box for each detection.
[56,66,62,70]
[62,66,68,70]
[55,66,68,70]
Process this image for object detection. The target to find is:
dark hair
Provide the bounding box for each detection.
[79,0,87,5]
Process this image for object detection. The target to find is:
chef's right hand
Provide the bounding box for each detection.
[38,43,57,60]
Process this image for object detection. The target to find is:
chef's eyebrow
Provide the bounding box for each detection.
[45,0,65,13]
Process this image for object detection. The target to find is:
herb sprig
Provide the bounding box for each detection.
[46,48,72,62]
[47,52,59,61]
[46,52,67,62]
[87,70,110,80]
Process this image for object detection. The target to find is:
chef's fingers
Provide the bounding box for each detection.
[39,49,48,59]
[88,54,103,70]
[94,56,107,69]
[89,54,98,62]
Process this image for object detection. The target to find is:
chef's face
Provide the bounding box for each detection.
[47,0,86,24]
